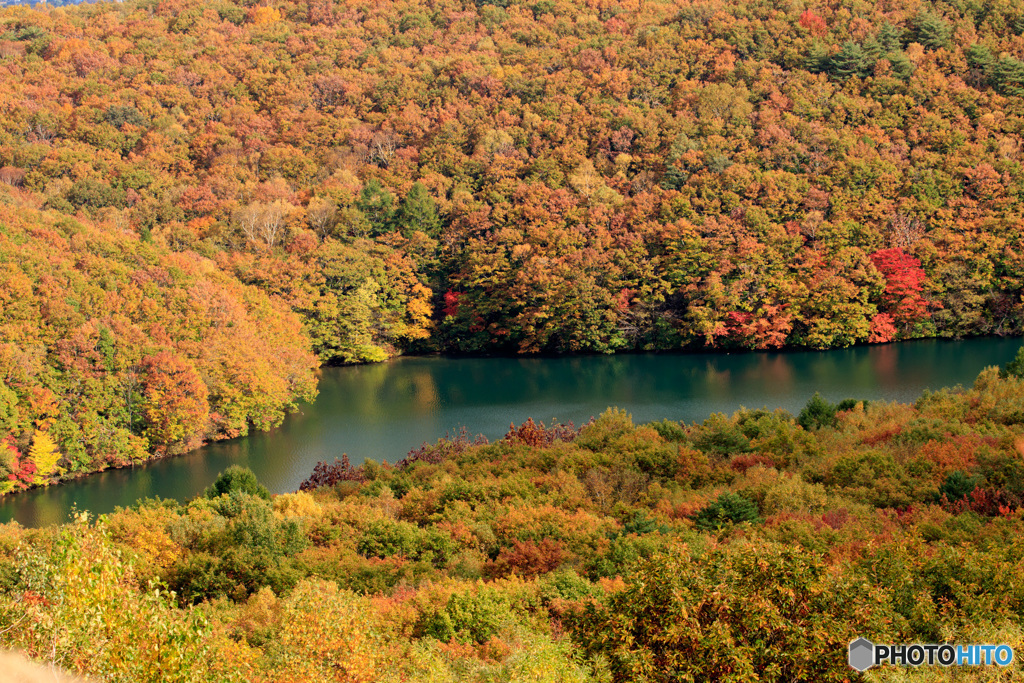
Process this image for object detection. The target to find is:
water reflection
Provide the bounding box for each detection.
[1,337,1020,527]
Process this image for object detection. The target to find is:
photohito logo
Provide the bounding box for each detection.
[848,638,1014,671]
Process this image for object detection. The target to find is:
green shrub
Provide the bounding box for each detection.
[798,393,837,431]
[693,413,751,457]
[357,521,454,568]
[169,493,306,603]
[204,466,271,500]
[836,398,867,411]
[66,178,127,209]
[691,492,761,530]
[575,408,635,452]
[585,534,663,579]
[647,419,687,442]
[420,588,519,644]
[539,568,600,604]
[939,470,980,502]
[357,520,421,559]
[1002,347,1024,379]
[621,511,667,536]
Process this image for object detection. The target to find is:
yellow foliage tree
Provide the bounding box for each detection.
[264,580,387,681]
[29,429,62,484]
[248,6,281,24]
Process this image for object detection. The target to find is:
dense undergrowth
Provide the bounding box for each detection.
[2,357,1024,681]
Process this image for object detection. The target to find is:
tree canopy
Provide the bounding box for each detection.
[2,0,1024,483]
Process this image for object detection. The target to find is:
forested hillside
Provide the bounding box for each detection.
[3,362,1024,680]
[2,0,1024,485]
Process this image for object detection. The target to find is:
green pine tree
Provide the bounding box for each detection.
[887,52,915,81]
[913,11,950,50]
[876,22,904,53]
[829,41,870,79]
[1003,346,1024,379]
[805,41,830,73]
[994,57,1024,96]
[966,44,995,75]
[394,182,441,238]
[355,179,395,236]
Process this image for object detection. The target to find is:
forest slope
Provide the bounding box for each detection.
[2,0,1024,483]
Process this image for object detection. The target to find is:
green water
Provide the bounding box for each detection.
[2,337,1020,527]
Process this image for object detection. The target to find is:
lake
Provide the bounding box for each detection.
[2,336,1020,527]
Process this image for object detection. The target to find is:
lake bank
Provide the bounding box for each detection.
[2,336,1020,527]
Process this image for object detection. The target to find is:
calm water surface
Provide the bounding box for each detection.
[2,337,1020,527]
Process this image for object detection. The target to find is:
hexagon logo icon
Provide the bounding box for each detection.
[849,638,875,671]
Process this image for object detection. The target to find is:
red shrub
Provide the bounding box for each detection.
[798,9,827,36]
[502,418,587,448]
[486,538,568,578]
[821,508,850,530]
[730,453,778,473]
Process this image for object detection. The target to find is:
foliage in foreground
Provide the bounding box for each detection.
[4,364,1024,680]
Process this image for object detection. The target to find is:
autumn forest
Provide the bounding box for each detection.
[2,0,1024,677]
[0,0,1022,485]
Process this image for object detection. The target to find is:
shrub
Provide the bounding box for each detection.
[486,538,569,578]
[502,417,586,447]
[65,178,127,209]
[798,393,837,431]
[205,466,270,500]
[691,492,762,530]
[585,534,664,579]
[2,520,219,681]
[538,568,600,604]
[1004,347,1024,379]
[836,398,867,411]
[169,494,306,603]
[299,455,366,490]
[357,520,421,559]
[262,580,388,681]
[646,419,687,442]
[273,491,322,519]
[356,521,454,568]
[739,467,829,516]
[574,408,635,452]
[571,542,894,682]
[419,586,522,645]
[692,413,751,457]
[938,470,980,503]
